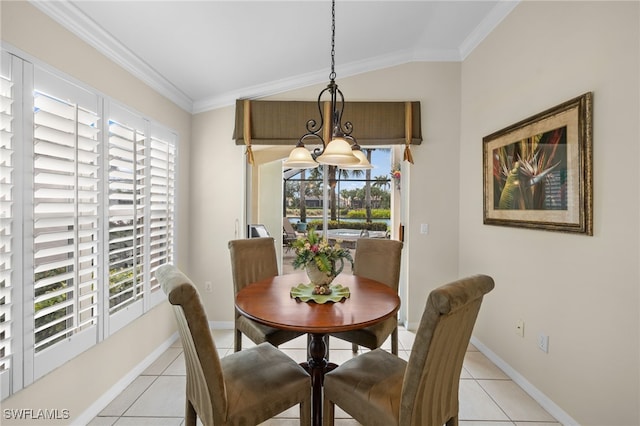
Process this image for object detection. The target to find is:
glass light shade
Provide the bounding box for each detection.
[343,148,373,169]
[283,146,318,169]
[316,137,359,166]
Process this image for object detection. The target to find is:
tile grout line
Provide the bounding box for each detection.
[473,376,516,425]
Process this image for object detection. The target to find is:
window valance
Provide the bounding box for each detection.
[233,99,422,147]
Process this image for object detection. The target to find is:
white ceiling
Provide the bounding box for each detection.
[32,0,519,113]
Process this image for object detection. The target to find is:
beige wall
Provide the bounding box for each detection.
[189,105,246,322]
[1,2,190,423]
[459,2,639,425]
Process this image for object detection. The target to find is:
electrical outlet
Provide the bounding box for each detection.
[204,281,213,293]
[537,333,549,353]
[515,319,524,337]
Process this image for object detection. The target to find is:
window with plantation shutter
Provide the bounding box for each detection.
[31,68,100,377]
[106,106,176,332]
[0,51,17,400]
[0,48,178,398]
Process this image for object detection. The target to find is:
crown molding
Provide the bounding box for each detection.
[192,67,329,113]
[193,46,460,113]
[29,0,194,113]
[459,0,520,60]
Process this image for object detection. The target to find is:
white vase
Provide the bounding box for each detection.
[306,263,335,286]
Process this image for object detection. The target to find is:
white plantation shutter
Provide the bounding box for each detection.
[0,51,17,399]
[106,105,176,330]
[31,68,100,377]
[147,129,176,296]
[107,118,146,318]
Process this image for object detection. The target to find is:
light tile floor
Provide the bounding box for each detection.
[89,328,560,426]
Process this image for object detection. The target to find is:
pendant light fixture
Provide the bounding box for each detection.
[283,0,372,170]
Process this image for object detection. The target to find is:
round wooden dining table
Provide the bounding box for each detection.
[235,271,400,426]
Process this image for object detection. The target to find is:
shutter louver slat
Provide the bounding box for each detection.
[0,130,13,150]
[35,93,75,119]
[34,125,75,147]
[109,146,135,161]
[34,156,75,174]
[34,272,75,294]
[33,258,74,274]
[34,229,75,244]
[0,113,12,131]
[34,139,75,158]
[34,216,74,229]
[34,110,75,134]
[34,242,75,260]
[34,172,75,186]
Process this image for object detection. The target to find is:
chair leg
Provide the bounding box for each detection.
[351,342,358,353]
[446,415,459,426]
[322,397,335,426]
[391,326,399,355]
[300,396,312,426]
[234,328,242,352]
[185,399,197,426]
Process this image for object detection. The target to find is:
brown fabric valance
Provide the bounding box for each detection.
[233,100,422,146]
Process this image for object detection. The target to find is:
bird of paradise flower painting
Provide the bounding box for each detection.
[492,126,567,211]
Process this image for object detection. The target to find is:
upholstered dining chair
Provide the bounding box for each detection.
[228,237,304,352]
[156,264,311,426]
[323,274,495,426]
[330,238,403,354]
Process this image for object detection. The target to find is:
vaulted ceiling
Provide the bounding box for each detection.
[32,1,519,113]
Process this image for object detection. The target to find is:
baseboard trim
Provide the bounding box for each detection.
[470,336,579,426]
[74,332,179,426]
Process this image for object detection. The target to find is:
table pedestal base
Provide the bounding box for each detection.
[300,333,337,426]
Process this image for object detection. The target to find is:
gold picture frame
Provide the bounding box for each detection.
[483,92,593,235]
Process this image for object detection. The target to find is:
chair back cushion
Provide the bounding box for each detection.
[400,274,494,426]
[353,238,403,289]
[228,237,278,293]
[156,265,227,425]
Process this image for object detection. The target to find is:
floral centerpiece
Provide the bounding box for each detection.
[290,227,353,295]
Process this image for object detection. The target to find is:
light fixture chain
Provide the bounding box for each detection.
[330,0,336,81]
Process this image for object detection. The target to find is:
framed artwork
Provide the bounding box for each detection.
[483,92,593,235]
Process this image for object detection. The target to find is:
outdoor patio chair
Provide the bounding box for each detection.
[283,218,298,248]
